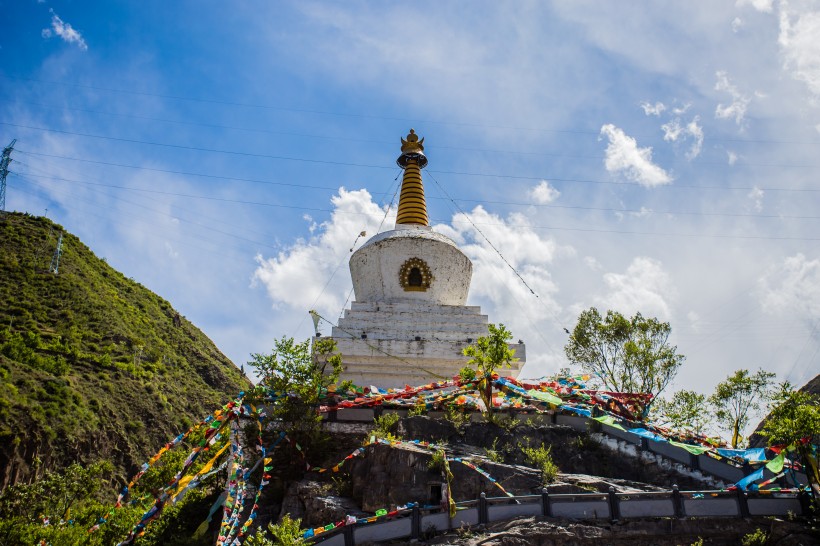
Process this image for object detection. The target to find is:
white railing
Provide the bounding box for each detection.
[306,487,810,545]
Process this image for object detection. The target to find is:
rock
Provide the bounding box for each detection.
[401,516,820,546]
[278,480,365,527]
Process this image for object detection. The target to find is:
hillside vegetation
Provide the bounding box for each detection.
[0,212,250,487]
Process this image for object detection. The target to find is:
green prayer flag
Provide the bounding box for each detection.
[765,452,785,473]
[592,415,626,431]
[668,440,710,455]
[526,389,562,406]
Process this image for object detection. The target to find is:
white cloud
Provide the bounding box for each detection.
[597,257,676,320]
[727,151,739,165]
[253,188,392,316]
[778,5,820,98]
[661,118,683,141]
[671,103,691,115]
[600,124,673,187]
[760,253,820,317]
[685,117,704,159]
[736,0,775,13]
[583,256,602,271]
[732,16,745,32]
[165,241,179,259]
[714,71,750,125]
[630,207,653,218]
[528,180,561,204]
[747,186,764,212]
[640,101,666,116]
[42,10,88,51]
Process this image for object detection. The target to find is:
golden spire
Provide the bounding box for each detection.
[395,129,429,226]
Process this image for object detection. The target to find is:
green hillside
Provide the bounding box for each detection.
[0,212,251,488]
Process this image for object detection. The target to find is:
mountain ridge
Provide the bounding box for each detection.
[0,212,251,487]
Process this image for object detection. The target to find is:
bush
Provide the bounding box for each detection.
[521,443,559,485]
[372,412,400,441]
[742,528,769,546]
[246,514,304,546]
[428,449,446,471]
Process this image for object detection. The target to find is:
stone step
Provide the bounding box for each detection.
[339,309,489,326]
[332,330,486,342]
[349,301,484,314]
[333,320,489,339]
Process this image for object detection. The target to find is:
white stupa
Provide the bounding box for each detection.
[328,130,524,388]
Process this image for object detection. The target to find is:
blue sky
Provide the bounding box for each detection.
[2,1,819,420]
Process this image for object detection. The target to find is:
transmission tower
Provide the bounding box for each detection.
[0,139,16,215]
[49,232,63,274]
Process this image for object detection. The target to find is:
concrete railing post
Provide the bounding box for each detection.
[671,484,685,518]
[736,488,750,518]
[479,492,488,524]
[689,453,700,470]
[640,437,650,451]
[590,419,602,433]
[411,504,421,539]
[541,488,552,517]
[798,489,811,516]
[607,486,621,522]
[343,523,355,546]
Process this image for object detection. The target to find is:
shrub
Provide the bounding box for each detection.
[372,412,400,441]
[428,449,446,471]
[246,514,304,546]
[522,443,559,485]
[742,528,769,546]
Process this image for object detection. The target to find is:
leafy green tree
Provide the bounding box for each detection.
[247,336,343,446]
[564,308,684,410]
[462,323,518,417]
[758,382,820,504]
[709,369,775,448]
[657,389,709,436]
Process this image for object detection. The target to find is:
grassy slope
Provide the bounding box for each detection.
[0,212,251,487]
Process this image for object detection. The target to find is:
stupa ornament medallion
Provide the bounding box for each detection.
[399,257,433,292]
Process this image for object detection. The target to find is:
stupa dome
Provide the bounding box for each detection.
[349,225,472,306]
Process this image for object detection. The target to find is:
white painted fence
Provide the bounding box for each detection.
[307,487,810,545]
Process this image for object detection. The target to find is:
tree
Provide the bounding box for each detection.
[657,389,709,436]
[462,323,518,416]
[564,308,684,411]
[709,369,775,448]
[758,382,820,504]
[247,336,343,446]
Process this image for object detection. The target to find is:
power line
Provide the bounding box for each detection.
[0,121,395,172]
[5,74,819,145]
[12,100,820,168]
[12,172,286,252]
[12,181,261,261]
[7,124,820,193]
[14,170,820,242]
[426,167,570,339]
[16,149,820,220]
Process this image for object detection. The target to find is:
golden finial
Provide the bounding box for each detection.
[397,129,428,169]
[400,128,425,154]
[395,129,429,226]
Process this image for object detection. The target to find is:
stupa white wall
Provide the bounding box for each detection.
[325,129,524,388]
[331,225,523,388]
